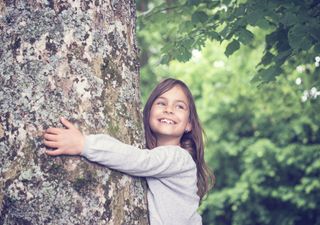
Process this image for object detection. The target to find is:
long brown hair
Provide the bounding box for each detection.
[143,78,214,200]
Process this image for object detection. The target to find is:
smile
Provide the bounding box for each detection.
[159,118,176,125]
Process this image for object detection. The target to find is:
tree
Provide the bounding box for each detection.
[0,1,148,224]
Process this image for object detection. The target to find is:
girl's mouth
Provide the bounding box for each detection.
[159,118,176,124]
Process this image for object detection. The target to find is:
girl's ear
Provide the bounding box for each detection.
[185,122,192,133]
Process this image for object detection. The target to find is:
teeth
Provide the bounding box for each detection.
[160,119,175,124]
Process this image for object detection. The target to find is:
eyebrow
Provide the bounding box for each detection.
[156,96,188,106]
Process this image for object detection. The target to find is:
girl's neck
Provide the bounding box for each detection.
[156,136,180,147]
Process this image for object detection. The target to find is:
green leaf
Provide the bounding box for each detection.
[187,0,200,6]
[160,54,170,64]
[193,35,206,49]
[225,39,240,57]
[246,9,263,26]
[192,11,209,24]
[274,50,292,66]
[256,18,273,29]
[161,42,174,53]
[238,29,254,45]
[175,47,192,62]
[265,31,279,50]
[252,65,282,83]
[288,25,313,51]
[314,43,320,52]
[310,29,320,42]
[233,4,246,18]
[220,26,233,39]
[179,21,194,33]
[281,12,300,26]
[206,0,220,9]
[275,28,290,52]
[259,51,274,66]
[222,0,232,5]
[208,31,221,41]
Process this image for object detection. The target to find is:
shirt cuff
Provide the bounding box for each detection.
[81,135,94,157]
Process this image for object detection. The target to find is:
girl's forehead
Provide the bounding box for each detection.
[157,85,189,103]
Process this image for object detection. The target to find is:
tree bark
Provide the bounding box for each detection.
[0,0,148,224]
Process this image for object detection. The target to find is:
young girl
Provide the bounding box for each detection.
[44,78,214,225]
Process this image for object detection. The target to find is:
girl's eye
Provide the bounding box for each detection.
[156,101,165,106]
[176,104,186,110]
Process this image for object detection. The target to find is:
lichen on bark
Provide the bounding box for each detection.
[0,1,148,224]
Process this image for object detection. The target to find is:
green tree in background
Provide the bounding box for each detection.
[138,0,320,84]
[195,43,320,225]
[136,1,320,225]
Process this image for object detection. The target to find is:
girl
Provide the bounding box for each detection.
[44,78,214,225]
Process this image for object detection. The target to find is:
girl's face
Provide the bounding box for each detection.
[149,85,192,146]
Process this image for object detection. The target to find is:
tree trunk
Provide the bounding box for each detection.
[0,1,148,224]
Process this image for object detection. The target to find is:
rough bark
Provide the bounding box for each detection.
[0,0,148,224]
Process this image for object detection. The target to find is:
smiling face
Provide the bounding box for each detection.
[149,85,192,146]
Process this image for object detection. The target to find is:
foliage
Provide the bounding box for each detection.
[138,0,320,84]
[137,1,320,224]
[199,60,320,225]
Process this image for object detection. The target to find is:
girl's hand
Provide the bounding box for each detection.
[44,117,84,156]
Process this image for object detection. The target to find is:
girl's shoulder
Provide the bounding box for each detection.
[152,145,195,164]
[152,145,188,153]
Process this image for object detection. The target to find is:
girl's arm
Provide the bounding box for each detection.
[43,118,195,178]
[82,134,194,177]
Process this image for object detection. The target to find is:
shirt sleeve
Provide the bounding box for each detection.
[81,134,195,178]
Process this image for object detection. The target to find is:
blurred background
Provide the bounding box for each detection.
[136,1,320,225]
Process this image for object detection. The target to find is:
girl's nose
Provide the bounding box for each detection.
[164,105,174,114]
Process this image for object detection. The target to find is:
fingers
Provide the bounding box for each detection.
[46,117,75,133]
[43,133,58,141]
[43,140,60,148]
[43,117,79,157]
[46,127,62,134]
[60,117,75,129]
[46,149,64,156]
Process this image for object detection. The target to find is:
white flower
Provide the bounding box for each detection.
[301,87,320,102]
[310,87,317,95]
[315,56,320,62]
[296,65,305,73]
[295,77,302,85]
[315,61,320,67]
[310,87,320,99]
[301,95,308,102]
[301,90,309,102]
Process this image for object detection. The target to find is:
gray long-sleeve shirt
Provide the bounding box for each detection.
[82,134,202,225]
